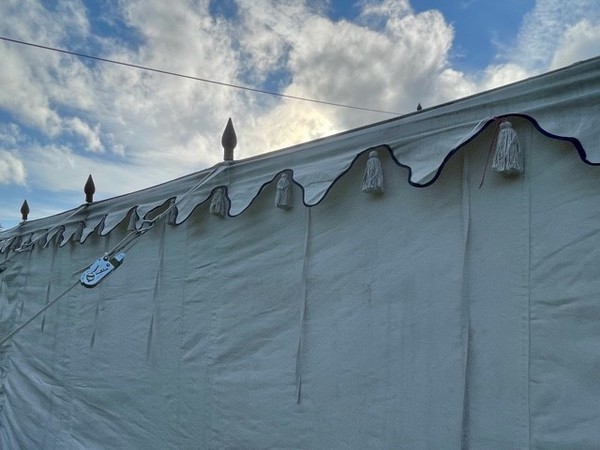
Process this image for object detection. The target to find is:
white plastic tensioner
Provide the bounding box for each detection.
[80,252,126,288]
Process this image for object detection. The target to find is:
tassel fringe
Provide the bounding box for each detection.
[275,173,293,209]
[492,121,523,176]
[210,187,227,217]
[127,210,140,231]
[361,150,384,193]
[72,222,85,242]
[166,199,178,225]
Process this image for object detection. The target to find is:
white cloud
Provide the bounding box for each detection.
[480,63,531,91]
[358,0,413,27]
[0,44,62,134]
[245,101,339,154]
[2,0,600,228]
[22,144,174,199]
[550,20,600,69]
[0,150,26,185]
[64,118,105,153]
[469,0,600,91]
[0,124,25,147]
[437,68,477,96]
[513,0,600,70]
[0,125,27,186]
[235,0,462,143]
[0,0,472,205]
[0,0,95,134]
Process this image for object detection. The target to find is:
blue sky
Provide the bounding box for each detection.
[1,0,599,229]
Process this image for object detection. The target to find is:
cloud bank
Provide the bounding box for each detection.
[0,0,599,225]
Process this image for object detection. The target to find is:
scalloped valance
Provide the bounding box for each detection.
[1,56,599,251]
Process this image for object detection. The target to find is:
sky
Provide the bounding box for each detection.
[1,0,600,228]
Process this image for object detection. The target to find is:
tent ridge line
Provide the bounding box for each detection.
[0,111,596,253]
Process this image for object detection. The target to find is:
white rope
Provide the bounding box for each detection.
[0,204,88,270]
[0,280,80,347]
[1,164,228,346]
[295,207,311,403]
[104,164,227,260]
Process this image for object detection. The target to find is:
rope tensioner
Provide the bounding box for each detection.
[80,252,126,288]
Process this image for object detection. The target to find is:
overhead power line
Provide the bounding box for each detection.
[0,35,402,115]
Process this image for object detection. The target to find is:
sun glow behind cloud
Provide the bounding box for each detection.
[0,0,599,228]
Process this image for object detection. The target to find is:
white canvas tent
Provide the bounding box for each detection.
[0,57,599,449]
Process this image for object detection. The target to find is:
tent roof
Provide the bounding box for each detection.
[1,55,599,249]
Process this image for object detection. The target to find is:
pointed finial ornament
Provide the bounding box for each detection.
[84,174,96,203]
[221,118,237,161]
[20,199,30,222]
[416,103,422,111]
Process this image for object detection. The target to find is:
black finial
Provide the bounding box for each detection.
[84,174,96,203]
[416,103,422,111]
[20,199,30,221]
[221,118,237,161]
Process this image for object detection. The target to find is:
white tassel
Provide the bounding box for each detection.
[209,187,227,217]
[275,173,293,209]
[72,221,85,242]
[492,121,523,176]
[10,236,21,252]
[166,199,178,225]
[127,210,139,231]
[35,233,48,249]
[54,227,65,247]
[361,150,384,193]
[14,235,32,253]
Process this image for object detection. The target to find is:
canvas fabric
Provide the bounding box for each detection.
[0,58,599,449]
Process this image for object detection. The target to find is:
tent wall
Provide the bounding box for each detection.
[2,147,467,449]
[1,59,600,449]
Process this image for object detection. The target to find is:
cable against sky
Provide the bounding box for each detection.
[0,36,402,116]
